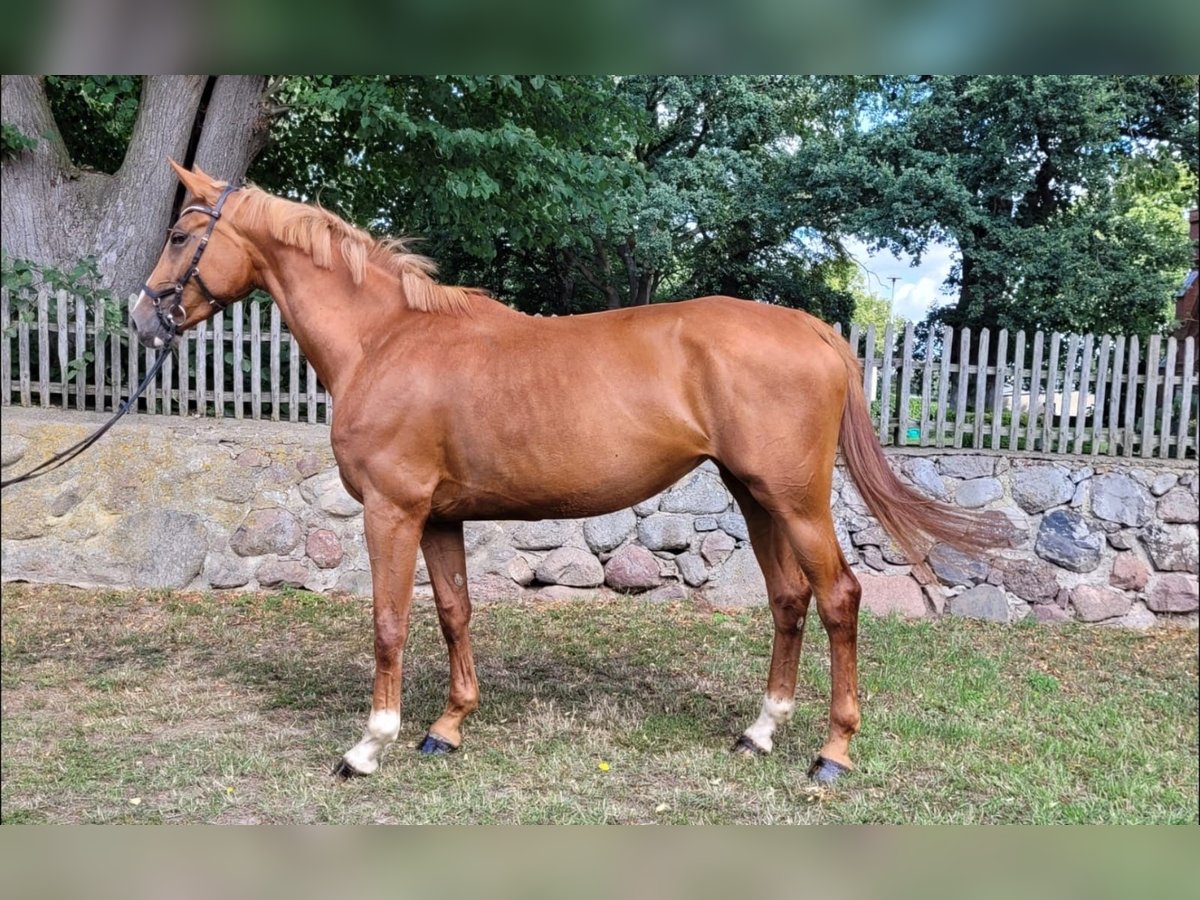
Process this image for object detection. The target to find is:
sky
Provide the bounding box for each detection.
[842,237,958,323]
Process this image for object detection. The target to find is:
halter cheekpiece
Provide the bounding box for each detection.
[141,183,238,335]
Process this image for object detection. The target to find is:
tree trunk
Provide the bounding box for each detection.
[1,75,269,300]
[193,76,272,188]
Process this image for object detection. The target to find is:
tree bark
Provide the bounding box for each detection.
[192,76,271,186]
[1,75,269,300]
[1,76,78,270]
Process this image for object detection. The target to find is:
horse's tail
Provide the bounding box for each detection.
[823,327,1012,570]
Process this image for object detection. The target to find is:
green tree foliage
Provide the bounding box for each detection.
[247,76,870,321]
[43,76,142,174]
[847,282,905,351]
[13,76,1197,336]
[250,76,641,313]
[819,75,1198,336]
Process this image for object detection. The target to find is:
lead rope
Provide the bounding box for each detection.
[1,346,175,490]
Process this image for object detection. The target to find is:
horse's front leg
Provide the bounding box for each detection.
[334,499,426,777]
[415,520,479,754]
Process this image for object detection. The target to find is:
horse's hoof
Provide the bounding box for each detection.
[332,757,370,780]
[806,755,851,785]
[731,734,769,756]
[416,733,458,755]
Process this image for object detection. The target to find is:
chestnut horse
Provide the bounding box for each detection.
[133,163,1003,783]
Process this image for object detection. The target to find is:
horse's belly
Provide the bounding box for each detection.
[430,447,706,522]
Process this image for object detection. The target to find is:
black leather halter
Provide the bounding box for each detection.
[142,184,238,335]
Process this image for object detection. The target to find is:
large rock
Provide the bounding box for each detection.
[511,520,574,551]
[702,546,766,606]
[660,471,730,515]
[700,529,736,566]
[111,509,209,589]
[938,455,995,479]
[1157,489,1199,524]
[603,544,662,592]
[851,525,887,547]
[1146,574,1200,612]
[860,546,911,575]
[230,508,302,557]
[295,452,324,479]
[1035,509,1103,573]
[1107,530,1138,551]
[1,434,29,468]
[534,547,604,587]
[256,559,309,589]
[1108,553,1149,591]
[1139,524,1199,574]
[1150,473,1179,497]
[675,552,709,587]
[633,494,661,516]
[948,584,1009,622]
[717,510,749,542]
[505,555,536,586]
[997,558,1060,604]
[305,529,344,569]
[299,470,362,517]
[901,457,949,500]
[1070,585,1132,622]
[1011,465,1074,514]
[1091,474,1153,528]
[928,543,989,586]
[582,509,637,554]
[637,513,694,552]
[954,477,1003,509]
[853,525,908,563]
[204,556,251,590]
[2,487,51,540]
[858,572,926,618]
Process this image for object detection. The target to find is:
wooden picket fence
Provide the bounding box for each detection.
[3,287,1198,458]
[832,321,1198,459]
[2,288,332,425]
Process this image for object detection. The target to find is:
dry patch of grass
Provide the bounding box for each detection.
[2,583,1196,824]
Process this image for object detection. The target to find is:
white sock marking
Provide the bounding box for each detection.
[341,709,401,775]
[742,695,795,753]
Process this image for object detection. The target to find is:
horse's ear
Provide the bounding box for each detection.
[167,158,221,204]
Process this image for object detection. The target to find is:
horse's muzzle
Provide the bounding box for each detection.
[130,291,180,349]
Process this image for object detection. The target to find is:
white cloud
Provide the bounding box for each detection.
[842,237,958,323]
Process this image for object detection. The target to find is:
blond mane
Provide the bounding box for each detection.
[235,186,487,315]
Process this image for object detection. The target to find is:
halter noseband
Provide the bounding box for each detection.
[142,184,238,335]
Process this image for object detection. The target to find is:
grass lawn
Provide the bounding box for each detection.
[1,583,1196,824]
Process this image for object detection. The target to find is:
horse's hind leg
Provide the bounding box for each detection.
[723,479,814,757]
[416,521,479,754]
[773,509,862,784]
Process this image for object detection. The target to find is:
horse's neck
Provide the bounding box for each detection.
[256,252,394,401]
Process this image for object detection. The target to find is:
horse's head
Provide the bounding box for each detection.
[131,160,258,348]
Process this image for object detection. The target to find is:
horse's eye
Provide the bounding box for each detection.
[169,231,188,247]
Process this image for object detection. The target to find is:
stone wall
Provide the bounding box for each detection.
[2,407,1197,628]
